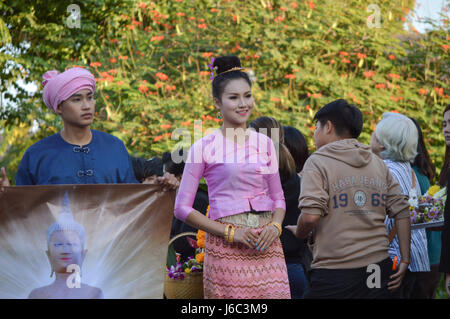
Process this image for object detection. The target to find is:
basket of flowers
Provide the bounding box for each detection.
[409,185,446,230]
[164,229,205,299]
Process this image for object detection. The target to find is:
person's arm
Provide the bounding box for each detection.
[255,138,286,251]
[388,215,411,291]
[294,209,321,239]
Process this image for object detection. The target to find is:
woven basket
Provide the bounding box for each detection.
[164,232,204,299]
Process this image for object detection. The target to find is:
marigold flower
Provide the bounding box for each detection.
[109,58,117,63]
[375,83,386,89]
[308,1,315,9]
[441,44,449,51]
[285,74,296,79]
[90,62,101,67]
[197,23,207,29]
[341,58,350,64]
[363,70,374,78]
[154,135,164,142]
[195,252,205,263]
[388,54,396,60]
[388,73,401,79]
[339,51,349,56]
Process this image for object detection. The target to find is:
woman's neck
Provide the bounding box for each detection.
[60,125,92,146]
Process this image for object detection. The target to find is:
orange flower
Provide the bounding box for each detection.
[357,53,367,59]
[165,85,176,92]
[90,62,101,67]
[116,80,124,86]
[151,35,164,42]
[363,70,375,78]
[161,124,172,129]
[313,93,322,98]
[154,135,164,142]
[341,58,350,64]
[155,72,168,81]
[308,1,315,9]
[270,97,281,102]
[291,1,298,9]
[197,23,207,29]
[202,52,213,58]
[434,87,444,96]
[155,82,163,89]
[200,71,210,76]
[210,8,219,13]
[375,83,386,89]
[388,54,396,60]
[441,44,449,51]
[109,58,117,63]
[274,16,285,23]
[176,12,185,16]
[138,81,148,94]
[285,74,296,79]
[388,73,401,79]
[137,2,146,9]
[119,55,129,60]
[339,51,349,56]
[181,120,191,126]
[306,104,310,110]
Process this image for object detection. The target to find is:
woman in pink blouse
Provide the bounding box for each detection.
[174,56,290,299]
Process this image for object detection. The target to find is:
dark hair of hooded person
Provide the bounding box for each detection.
[212,55,252,101]
[249,116,296,179]
[283,126,309,173]
[409,117,436,184]
[130,156,163,183]
[313,99,363,139]
[162,148,188,178]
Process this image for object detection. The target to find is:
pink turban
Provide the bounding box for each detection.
[42,67,96,112]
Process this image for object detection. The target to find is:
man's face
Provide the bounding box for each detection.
[56,89,95,128]
[313,120,327,150]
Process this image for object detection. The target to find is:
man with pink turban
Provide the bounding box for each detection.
[13,67,138,185]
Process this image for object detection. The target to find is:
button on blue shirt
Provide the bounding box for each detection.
[16,130,138,185]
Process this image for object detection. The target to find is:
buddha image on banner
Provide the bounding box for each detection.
[0,184,174,299]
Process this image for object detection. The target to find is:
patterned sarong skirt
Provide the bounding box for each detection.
[203,211,291,299]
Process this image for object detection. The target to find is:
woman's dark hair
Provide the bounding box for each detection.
[409,117,436,183]
[249,116,296,178]
[162,148,187,177]
[130,156,163,183]
[314,99,363,138]
[212,55,251,101]
[283,126,309,173]
[439,104,450,186]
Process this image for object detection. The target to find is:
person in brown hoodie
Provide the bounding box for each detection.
[287,99,411,299]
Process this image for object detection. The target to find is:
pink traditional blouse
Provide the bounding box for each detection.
[174,128,286,222]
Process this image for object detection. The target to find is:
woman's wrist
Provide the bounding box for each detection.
[268,222,282,237]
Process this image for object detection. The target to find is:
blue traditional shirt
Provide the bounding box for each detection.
[16,129,138,185]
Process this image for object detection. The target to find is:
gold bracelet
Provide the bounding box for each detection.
[228,226,236,243]
[224,224,232,242]
[268,222,282,237]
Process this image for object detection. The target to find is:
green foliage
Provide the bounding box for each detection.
[1,0,449,187]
